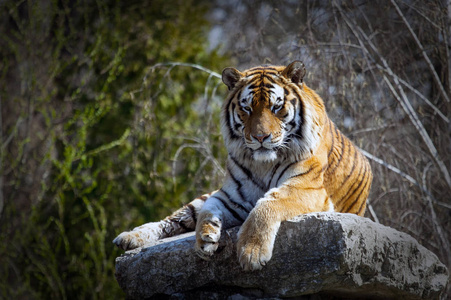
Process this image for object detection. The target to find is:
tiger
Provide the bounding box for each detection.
[113,61,373,271]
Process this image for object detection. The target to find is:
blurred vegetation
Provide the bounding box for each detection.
[1,0,451,299]
[0,0,228,298]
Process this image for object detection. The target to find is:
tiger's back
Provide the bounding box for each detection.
[323,119,372,216]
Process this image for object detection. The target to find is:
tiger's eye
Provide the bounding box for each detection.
[272,104,282,112]
[242,106,251,113]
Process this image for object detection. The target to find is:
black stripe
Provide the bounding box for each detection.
[287,118,297,131]
[267,162,281,189]
[264,75,277,84]
[336,146,358,191]
[350,161,372,211]
[356,197,367,216]
[227,170,243,198]
[247,84,258,90]
[231,103,243,131]
[288,166,314,181]
[225,98,239,139]
[178,220,190,231]
[187,203,197,223]
[258,76,264,88]
[293,94,304,139]
[237,113,244,123]
[246,76,264,88]
[225,171,251,213]
[247,67,278,74]
[345,172,371,213]
[285,97,299,136]
[281,111,289,119]
[310,164,328,182]
[213,194,245,222]
[249,66,278,71]
[245,72,263,78]
[269,162,284,187]
[230,156,266,190]
[327,119,335,159]
[339,161,368,208]
[275,161,298,186]
[336,161,365,206]
[328,129,346,175]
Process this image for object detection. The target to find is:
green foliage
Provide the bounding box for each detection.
[0,0,229,299]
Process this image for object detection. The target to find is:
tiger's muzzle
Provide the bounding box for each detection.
[245,133,284,162]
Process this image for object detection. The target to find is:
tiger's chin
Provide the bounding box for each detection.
[252,149,278,162]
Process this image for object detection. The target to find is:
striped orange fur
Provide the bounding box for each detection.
[113,61,372,271]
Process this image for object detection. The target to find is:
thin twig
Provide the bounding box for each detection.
[422,162,451,266]
[350,124,396,136]
[341,6,451,188]
[148,62,221,80]
[367,203,380,223]
[74,129,130,161]
[381,74,451,188]
[398,0,442,30]
[360,148,451,211]
[376,66,449,123]
[1,117,24,151]
[390,0,450,103]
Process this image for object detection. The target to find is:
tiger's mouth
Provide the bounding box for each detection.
[245,134,285,162]
[252,147,278,162]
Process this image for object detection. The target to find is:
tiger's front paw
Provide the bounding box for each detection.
[236,237,273,271]
[236,218,278,271]
[113,223,161,251]
[194,215,222,260]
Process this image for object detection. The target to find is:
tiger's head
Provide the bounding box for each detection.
[221,61,325,163]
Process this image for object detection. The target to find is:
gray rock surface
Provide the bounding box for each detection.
[115,212,449,299]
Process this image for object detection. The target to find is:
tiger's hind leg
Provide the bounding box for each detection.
[113,193,211,251]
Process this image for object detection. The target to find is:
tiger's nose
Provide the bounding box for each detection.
[252,133,270,143]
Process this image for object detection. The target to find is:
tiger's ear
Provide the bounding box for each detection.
[281,61,306,85]
[222,67,243,90]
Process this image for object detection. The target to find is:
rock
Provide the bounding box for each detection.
[115,212,449,299]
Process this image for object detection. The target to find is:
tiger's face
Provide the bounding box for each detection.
[221,61,315,163]
[236,83,291,161]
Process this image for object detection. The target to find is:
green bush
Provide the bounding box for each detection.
[0,0,229,298]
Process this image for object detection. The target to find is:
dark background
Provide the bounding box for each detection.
[1,0,450,298]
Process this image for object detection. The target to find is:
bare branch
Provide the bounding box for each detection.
[377,67,449,123]
[398,0,442,30]
[350,124,396,136]
[423,162,451,266]
[390,0,450,103]
[367,203,380,223]
[74,129,131,161]
[148,62,221,80]
[360,148,451,211]
[335,1,451,188]
[381,74,451,188]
